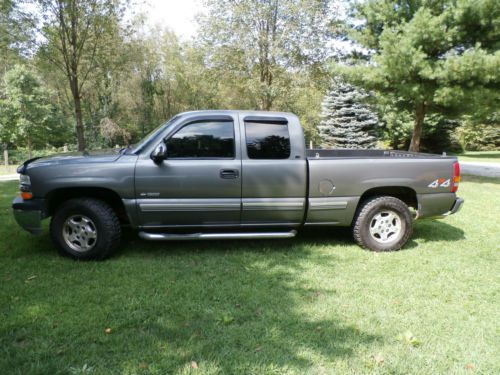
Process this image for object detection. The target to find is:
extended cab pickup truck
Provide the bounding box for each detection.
[12,110,464,259]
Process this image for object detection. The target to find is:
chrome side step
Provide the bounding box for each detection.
[138,230,297,241]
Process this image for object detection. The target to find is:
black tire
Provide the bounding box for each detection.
[352,196,413,252]
[50,198,121,260]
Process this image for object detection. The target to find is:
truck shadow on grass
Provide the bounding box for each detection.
[2,231,381,374]
[409,220,465,246]
[118,218,465,257]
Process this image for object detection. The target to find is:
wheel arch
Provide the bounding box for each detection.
[46,187,129,224]
[357,186,418,210]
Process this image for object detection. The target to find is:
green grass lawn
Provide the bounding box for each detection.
[0,176,499,374]
[457,151,500,164]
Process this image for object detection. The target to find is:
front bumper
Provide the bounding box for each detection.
[12,197,46,235]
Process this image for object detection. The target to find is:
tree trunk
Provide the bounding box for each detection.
[257,14,274,111]
[73,91,86,151]
[27,136,32,159]
[70,76,86,151]
[409,102,426,152]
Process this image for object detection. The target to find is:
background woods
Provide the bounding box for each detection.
[0,0,498,157]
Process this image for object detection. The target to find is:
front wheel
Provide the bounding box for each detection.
[50,198,121,260]
[352,196,413,252]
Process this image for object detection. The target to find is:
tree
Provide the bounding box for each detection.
[98,117,130,146]
[0,0,32,71]
[33,0,129,151]
[0,65,63,157]
[318,78,378,149]
[350,0,500,151]
[198,0,338,111]
[458,114,500,151]
[115,28,225,138]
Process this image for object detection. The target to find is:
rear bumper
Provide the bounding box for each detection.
[417,193,464,219]
[447,197,464,215]
[12,197,46,235]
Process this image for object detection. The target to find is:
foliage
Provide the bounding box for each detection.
[33,0,131,151]
[419,115,464,154]
[198,0,337,110]
[0,65,68,155]
[318,78,379,149]
[458,121,500,151]
[98,117,131,147]
[378,104,464,153]
[375,98,414,150]
[0,0,32,70]
[1,0,498,154]
[1,146,73,165]
[349,0,500,151]
[122,30,225,138]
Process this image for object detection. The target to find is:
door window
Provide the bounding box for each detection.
[167,121,235,158]
[245,122,291,159]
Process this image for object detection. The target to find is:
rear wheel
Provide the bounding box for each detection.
[50,198,121,260]
[353,196,413,252]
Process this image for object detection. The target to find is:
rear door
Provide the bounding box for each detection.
[239,115,307,226]
[135,115,242,228]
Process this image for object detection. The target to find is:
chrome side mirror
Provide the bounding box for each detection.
[151,141,167,164]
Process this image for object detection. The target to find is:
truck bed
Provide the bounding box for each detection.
[307,149,455,159]
[305,148,459,225]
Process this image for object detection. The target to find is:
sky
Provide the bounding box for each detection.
[144,0,205,39]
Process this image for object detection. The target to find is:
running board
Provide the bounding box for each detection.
[138,230,297,241]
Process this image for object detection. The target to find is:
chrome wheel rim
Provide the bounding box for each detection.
[62,215,97,252]
[369,210,402,244]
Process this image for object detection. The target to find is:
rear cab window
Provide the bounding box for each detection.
[244,121,291,159]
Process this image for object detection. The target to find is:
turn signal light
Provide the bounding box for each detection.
[451,162,460,193]
[21,192,33,200]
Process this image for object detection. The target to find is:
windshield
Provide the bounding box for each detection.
[131,115,179,154]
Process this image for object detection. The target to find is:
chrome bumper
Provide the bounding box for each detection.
[12,197,45,235]
[448,197,464,215]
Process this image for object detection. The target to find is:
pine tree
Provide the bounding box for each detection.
[318,78,379,149]
[351,0,500,152]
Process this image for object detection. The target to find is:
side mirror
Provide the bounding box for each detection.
[151,141,167,164]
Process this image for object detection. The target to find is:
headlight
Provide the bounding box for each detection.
[20,174,31,186]
[19,174,33,199]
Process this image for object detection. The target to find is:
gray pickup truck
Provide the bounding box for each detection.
[12,110,463,259]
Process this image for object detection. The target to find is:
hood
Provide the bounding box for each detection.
[19,149,123,173]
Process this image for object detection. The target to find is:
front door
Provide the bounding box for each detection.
[135,117,242,228]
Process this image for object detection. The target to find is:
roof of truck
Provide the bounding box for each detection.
[177,109,297,118]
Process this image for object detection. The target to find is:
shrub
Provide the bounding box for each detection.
[458,122,500,151]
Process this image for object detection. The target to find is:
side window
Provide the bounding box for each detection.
[245,122,291,159]
[166,121,235,158]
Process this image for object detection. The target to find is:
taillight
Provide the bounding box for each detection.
[452,162,460,193]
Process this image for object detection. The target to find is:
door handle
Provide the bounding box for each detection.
[220,169,239,179]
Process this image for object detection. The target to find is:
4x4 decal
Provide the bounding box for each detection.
[428,178,450,188]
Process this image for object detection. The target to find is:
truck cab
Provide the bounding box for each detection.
[133,111,308,228]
